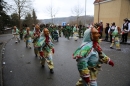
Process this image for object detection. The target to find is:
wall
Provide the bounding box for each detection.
[94,0,122,27]
[119,0,130,27]
[93,0,130,37]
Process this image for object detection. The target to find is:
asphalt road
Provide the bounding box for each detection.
[2,36,130,86]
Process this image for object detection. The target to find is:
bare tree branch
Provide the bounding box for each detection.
[71,3,84,25]
[8,0,33,28]
[71,4,84,17]
[45,3,59,24]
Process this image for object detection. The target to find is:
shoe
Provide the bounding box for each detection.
[120,42,124,44]
[50,69,54,74]
[110,47,114,49]
[35,54,37,57]
[42,65,44,68]
[124,42,127,44]
[117,49,121,51]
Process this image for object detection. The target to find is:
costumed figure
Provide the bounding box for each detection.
[48,25,53,38]
[66,24,71,40]
[58,25,62,37]
[12,26,20,43]
[62,26,66,37]
[73,25,78,41]
[73,25,114,86]
[37,28,54,74]
[19,28,24,40]
[32,24,41,57]
[32,24,35,33]
[21,24,27,40]
[24,27,33,49]
[78,25,82,38]
[40,24,44,32]
[108,22,116,43]
[109,25,121,51]
[51,25,59,41]
[53,30,59,42]
[70,25,74,37]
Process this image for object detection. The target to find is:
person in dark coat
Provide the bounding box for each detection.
[104,23,110,41]
[121,18,130,44]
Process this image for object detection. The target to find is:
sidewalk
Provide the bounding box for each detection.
[0,34,13,86]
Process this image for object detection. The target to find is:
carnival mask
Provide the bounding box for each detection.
[26,27,30,33]
[35,24,40,30]
[43,28,49,36]
[91,28,100,42]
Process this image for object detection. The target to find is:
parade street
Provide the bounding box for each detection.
[1,35,130,86]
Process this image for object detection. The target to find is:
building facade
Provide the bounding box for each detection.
[94,0,130,28]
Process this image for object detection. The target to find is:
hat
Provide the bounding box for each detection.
[124,18,128,21]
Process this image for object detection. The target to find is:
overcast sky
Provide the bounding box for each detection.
[33,0,95,19]
[6,0,95,19]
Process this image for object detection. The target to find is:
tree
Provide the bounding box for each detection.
[32,9,38,24]
[0,13,11,28]
[0,0,9,30]
[10,13,19,27]
[0,0,3,27]
[46,1,58,24]
[23,13,32,27]
[71,3,84,26]
[9,0,33,29]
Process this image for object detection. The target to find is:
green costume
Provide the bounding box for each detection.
[24,31,33,48]
[12,28,20,43]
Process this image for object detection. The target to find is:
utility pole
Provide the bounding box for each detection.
[85,0,87,26]
[53,15,55,24]
[51,0,53,24]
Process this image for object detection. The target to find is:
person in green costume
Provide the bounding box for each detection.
[12,26,20,43]
[73,25,114,86]
[37,28,55,74]
[24,27,33,49]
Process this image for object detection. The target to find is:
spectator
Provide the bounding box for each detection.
[98,21,103,39]
[108,22,116,43]
[121,18,130,44]
[104,23,110,41]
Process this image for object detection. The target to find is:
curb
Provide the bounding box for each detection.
[0,42,5,86]
[0,37,13,86]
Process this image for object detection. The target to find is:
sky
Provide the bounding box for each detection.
[32,0,95,19]
[5,0,95,19]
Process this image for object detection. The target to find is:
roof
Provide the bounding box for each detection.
[93,0,106,4]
